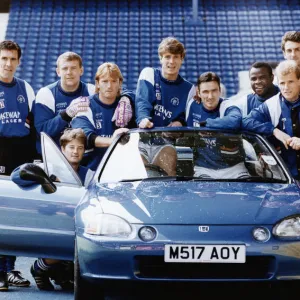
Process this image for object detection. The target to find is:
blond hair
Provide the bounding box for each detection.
[276,60,300,79]
[95,62,123,95]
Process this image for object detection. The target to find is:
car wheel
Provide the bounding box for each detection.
[74,240,104,300]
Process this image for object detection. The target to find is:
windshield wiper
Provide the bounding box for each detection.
[119,176,287,183]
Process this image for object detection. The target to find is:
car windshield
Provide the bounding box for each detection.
[99,130,289,184]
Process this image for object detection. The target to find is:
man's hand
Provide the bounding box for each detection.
[139,118,153,129]
[287,137,300,150]
[167,121,183,127]
[111,96,133,128]
[66,96,90,118]
[112,127,129,140]
[273,128,291,149]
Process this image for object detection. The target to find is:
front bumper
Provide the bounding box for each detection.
[76,224,300,282]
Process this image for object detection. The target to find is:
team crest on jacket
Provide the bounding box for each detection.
[17,95,25,103]
[0,100,4,109]
[170,97,179,106]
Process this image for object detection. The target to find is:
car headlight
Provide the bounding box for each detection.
[273,216,300,237]
[252,227,270,242]
[84,214,132,237]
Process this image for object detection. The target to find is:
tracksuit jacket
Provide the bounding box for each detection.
[71,90,135,171]
[185,98,243,169]
[242,93,300,178]
[135,67,195,126]
[34,80,95,153]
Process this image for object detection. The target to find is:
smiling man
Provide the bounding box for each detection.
[186,72,242,129]
[71,62,134,171]
[233,62,280,117]
[243,60,300,179]
[34,52,94,155]
[0,40,35,291]
[135,37,195,129]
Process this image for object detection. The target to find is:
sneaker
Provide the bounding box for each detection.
[7,270,30,287]
[50,261,74,291]
[30,264,54,291]
[0,271,8,291]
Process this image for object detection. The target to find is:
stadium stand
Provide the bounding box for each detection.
[4,0,300,97]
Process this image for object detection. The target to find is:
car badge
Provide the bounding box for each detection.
[198,226,209,232]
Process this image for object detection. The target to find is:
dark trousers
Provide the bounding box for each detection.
[0,255,16,272]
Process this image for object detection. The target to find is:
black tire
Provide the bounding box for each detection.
[74,240,104,300]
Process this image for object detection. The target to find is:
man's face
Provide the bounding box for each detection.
[277,71,300,102]
[198,81,221,111]
[56,59,83,91]
[160,52,183,80]
[98,74,121,102]
[62,139,85,165]
[0,49,20,83]
[249,67,274,97]
[283,41,300,66]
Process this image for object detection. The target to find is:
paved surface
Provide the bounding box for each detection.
[0,257,296,300]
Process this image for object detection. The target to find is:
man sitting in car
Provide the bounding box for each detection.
[11,128,93,291]
[186,72,249,179]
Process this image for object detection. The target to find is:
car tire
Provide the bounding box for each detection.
[74,240,104,300]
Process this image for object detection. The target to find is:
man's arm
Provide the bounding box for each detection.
[34,87,70,136]
[206,106,242,129]
[135,67,156,127]
[242,103,275,136]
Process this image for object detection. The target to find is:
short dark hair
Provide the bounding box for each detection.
[0,40,22,59]
[250,62,273,76]
[196,72,221,90]
[281,31,300,51]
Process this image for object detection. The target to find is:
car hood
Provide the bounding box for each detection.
[95,181,300,225]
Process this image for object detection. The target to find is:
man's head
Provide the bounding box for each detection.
[95,62,123,102]
[60,128,86,166]
[281,31,300,66]
[0,40,21,83]
[276,60,300,103]
[196,72,221,111]
[158,37,185,81]
[249,62,274,97]
[56,51,83,92]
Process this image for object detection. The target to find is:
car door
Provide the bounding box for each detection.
[0,133,86,260]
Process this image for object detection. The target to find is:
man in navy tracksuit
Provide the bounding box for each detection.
[71,62,135,171]
[233,62,280,117]
[185,72,248,179]
[34,52,94,155]
[243,60,300,179]
[0,40,33,291]
[135,37,195,176]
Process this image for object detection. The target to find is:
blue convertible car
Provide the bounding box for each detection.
[1,128,300,299]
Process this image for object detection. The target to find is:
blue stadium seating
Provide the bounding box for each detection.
[5,0,299,96]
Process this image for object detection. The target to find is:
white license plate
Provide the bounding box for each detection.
[164,244,246,263]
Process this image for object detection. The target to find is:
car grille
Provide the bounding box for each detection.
[135,256,275,280]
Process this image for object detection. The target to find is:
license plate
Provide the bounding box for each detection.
[164,244,246,263]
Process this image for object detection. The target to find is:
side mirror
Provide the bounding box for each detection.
[20,163,57,194]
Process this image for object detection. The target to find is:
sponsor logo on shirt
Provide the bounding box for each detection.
[170,97,179,106]
[154,104,172,120]
[0,91,4,97]
[17,95,25,103]
[0,100,4,109]
[0,111,22,124]
[56,102,67,109]
[155,83,161,101]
